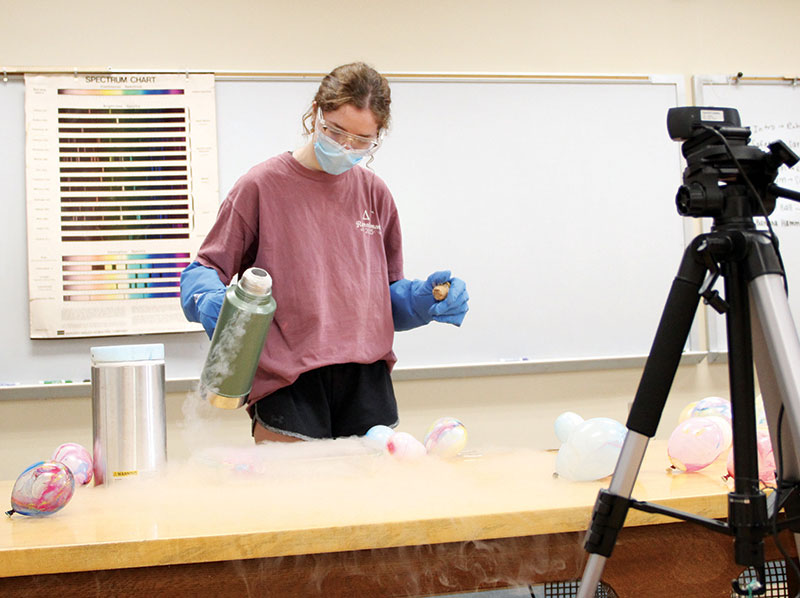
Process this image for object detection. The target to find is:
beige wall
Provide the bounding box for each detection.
[2,0,796,480]
[4,0,799,77]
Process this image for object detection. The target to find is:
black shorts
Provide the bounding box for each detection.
[251,361,398,440]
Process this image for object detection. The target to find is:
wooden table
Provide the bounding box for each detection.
[0,439,794,597]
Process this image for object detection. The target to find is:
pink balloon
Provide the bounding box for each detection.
[52,442,93,486]
[725,431,777,484]
[668,417,724,472]
[757,432,777,484]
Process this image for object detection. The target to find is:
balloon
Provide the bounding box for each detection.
[364,425,395,452]
[423,417,467,458]
[555,417,626,481]
[386,432,427,459]
[554,411,584,443]
[704,415,732,451]
[52,442,93,486]
[690,396,732,422]
[755,432,777,484]
[755,395,768,430]
[678,401,698,423]
[667,417,724,472]
[6,461,75,517]
[725,431,777,484]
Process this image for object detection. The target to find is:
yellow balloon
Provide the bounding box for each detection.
[679,401,698,423]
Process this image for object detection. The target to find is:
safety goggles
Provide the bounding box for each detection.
[316,109,381,154]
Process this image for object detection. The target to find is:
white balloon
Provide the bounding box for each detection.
[555,441,580,479]
[554,411,584,443]
[387,432,427,459]
[555,417,626,481]
[364,425,395,452]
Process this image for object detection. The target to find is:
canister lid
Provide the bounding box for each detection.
[239,267,272,295]
[90,343,165,364]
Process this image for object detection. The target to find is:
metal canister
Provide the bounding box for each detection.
[90,343,166,485]
[199,267,277,409]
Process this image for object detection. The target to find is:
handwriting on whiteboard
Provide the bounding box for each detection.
[747,121,800,221]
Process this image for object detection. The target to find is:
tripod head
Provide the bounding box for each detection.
[667,106,800,226]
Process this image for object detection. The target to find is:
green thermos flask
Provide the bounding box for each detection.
[199,267,277,409]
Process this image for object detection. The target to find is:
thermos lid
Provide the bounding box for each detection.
[90,343,165,364]
[240,267,272,295]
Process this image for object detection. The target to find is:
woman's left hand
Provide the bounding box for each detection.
[429,274,469,326]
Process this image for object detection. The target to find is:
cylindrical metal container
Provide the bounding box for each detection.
[91,343,166,485]
[199,267,277,409]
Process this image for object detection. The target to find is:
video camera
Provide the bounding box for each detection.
[667,106,799,220]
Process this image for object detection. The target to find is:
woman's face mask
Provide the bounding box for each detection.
[313,108,380,175]
[313,131,365,175]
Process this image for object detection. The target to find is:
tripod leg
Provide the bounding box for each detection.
[722,258,772,586]
[577,240,707,598]
[578,431,650,596]
[750,273,800,561]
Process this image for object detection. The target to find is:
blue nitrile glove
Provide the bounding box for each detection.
[390,270,469,331]
[180,261,226,339]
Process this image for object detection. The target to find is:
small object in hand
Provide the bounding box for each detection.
[432,282,450,301]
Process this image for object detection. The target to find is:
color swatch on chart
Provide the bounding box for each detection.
[59,89,185,96]
[57,106,190,243]
[61,253,190,301]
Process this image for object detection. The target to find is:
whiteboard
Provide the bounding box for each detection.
[0,73,696,397]
[694,75,800,357]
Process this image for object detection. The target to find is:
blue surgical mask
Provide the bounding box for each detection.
[313,131,364,175]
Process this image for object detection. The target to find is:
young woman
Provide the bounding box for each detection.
[181,62,469,443]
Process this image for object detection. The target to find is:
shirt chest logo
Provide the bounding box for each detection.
[355,209,382,236]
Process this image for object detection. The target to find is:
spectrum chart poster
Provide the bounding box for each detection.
[24,73,218,338]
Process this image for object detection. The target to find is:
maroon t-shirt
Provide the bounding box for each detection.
[197,152,404,405]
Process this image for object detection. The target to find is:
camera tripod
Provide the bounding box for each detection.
[577,108,800,598]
